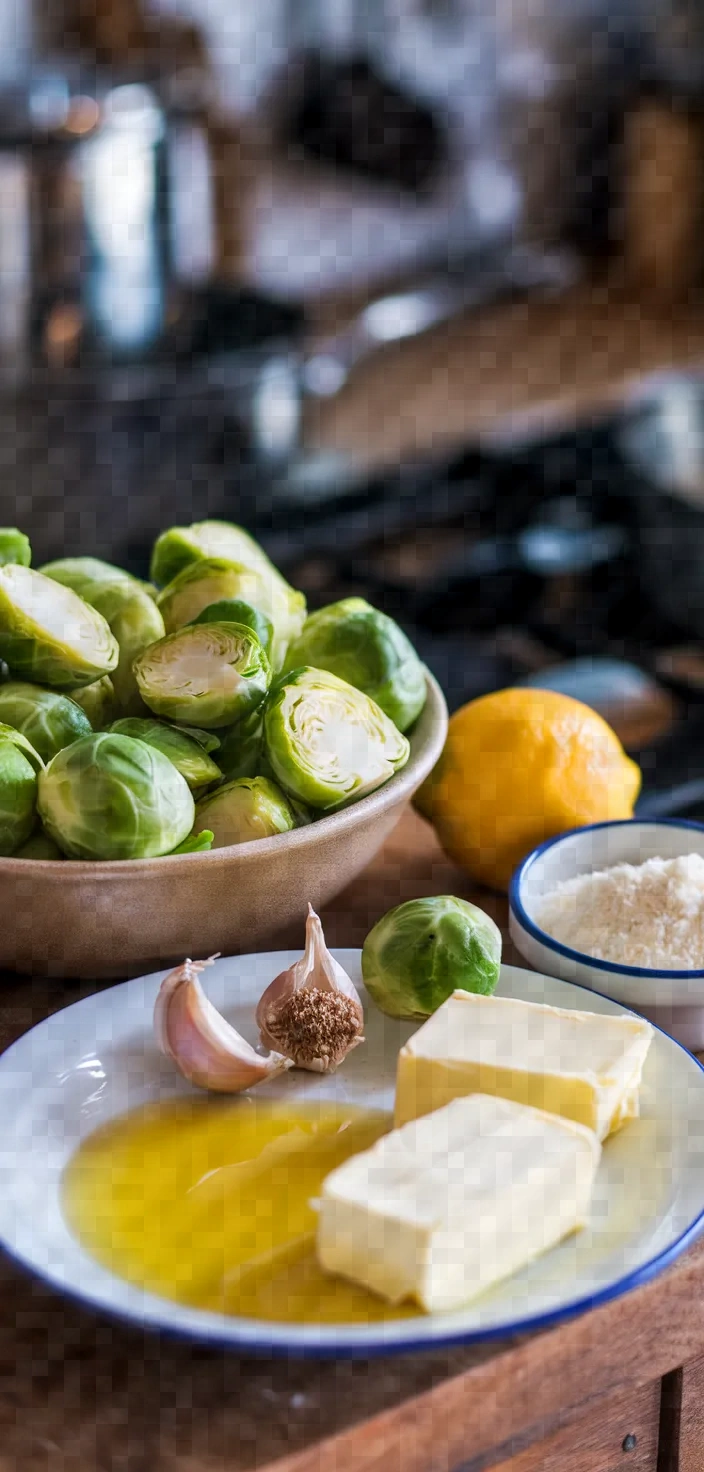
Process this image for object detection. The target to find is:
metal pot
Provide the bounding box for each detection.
[617,374,704,638]
[0,67,216,384]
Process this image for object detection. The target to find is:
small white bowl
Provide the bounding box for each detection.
[509,819,704,1051]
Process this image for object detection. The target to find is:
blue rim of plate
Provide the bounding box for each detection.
[0,961,703,1360]
[509,818,704,981]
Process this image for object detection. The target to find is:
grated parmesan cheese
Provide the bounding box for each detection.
[534,853,704,970]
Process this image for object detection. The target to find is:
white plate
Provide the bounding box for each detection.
[1,955,704,1358]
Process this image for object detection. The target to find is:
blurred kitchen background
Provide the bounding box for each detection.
[4,0,704,810]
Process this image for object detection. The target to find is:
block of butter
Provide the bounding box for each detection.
[394,992,653,1140]
[316,1093,601,1313]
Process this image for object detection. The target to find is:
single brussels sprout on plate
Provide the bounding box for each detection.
[0,565,118,690]
[0,727,39,854]
[264,666,410,811]
[156,557,305,670]
[134,621,271,730]
[283,597,426,733]
[38,733,195,861]
[13,828,64,859]
[0,529,31,568]
[109,717,222,793]
[150,520,274,588]
[42,559,165,714]
[191,598,274,660]
[69,675,117,728]
[194,776,296,848]
[0,681,92,762]
[361,895,502,1021]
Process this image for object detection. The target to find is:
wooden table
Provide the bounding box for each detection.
[0,809,703,1472]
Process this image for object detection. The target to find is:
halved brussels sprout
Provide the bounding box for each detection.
[13,828,64,859]
[0,681,92,762]
[0,529,31,568]
[0,566,118,689]
[42,560,165,714]
[109,718,222,793]
[69,676,117,728]
[38,733,195,861]
[156,557,305,670]
[150,520,274,588]
[361,896,502,1020]
[0,729,38,854]
[191,599,274,660]
[134,622,271,729]
[264,666,410,811]
[193,776,296,848]
[283,597,426,733]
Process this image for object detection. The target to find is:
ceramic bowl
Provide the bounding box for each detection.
[0,673,447,981]
[509,819,704,1050]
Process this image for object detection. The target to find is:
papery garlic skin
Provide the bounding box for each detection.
[256,905,365,1072]
[154,956,291,1093]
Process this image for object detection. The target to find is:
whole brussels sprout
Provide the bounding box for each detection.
[38,733,195,861]
[216,709,264,781]
[0,681,92,762]
[134,622,271,729]
[191,598,274,660]
[361,896,502,1021]
[13,828,64,859]
[283,597,426,732]
[156,557,305,670]
[150,520,274,588]
[0,565,118,689]
[109,718,222,793]
[40,557,148,600]
[264,666,410,811]
[0,721,44,773]
[193,776,296,848]
[0,729,39,854]
[0,529,31,568]
[42,559,165,714]
[69,675,117,728]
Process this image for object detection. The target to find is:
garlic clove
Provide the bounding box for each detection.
[256,905,365,1073]
[154,956,291,1093]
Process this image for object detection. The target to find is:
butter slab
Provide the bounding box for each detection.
[316,1093,601,1313]
[394,991,653,1140]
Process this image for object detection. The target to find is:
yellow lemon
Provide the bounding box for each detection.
[415,687,641,892]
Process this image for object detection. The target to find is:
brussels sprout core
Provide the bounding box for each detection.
[264,666,410,810]
[0,565,118,689]
[134,622,270,729]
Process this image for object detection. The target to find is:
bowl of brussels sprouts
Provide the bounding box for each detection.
[0,521,447,979]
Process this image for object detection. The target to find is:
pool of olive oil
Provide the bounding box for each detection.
[62,1098,421,1325]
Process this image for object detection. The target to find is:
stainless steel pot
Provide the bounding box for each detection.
[0,68,216,383]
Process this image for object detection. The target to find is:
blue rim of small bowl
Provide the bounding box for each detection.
[509,817,704,980]
[1,958,704,1359]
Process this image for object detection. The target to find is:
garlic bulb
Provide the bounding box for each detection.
[154,956,291,1093]
[256,905,365,1072]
